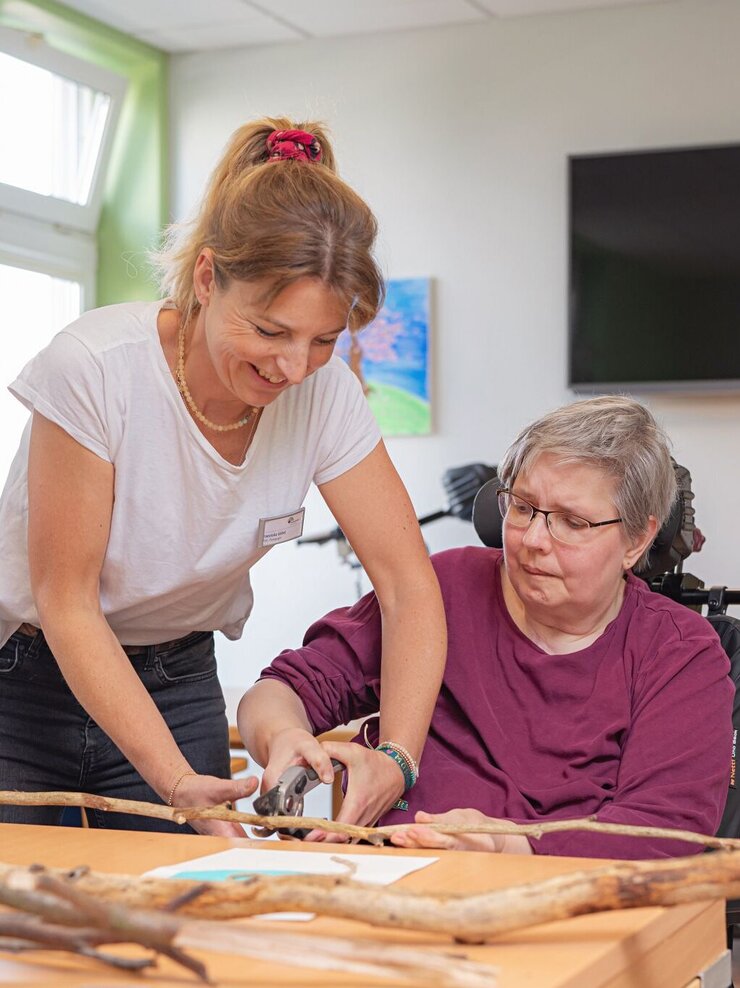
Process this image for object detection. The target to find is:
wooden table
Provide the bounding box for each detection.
[0,824,728,987]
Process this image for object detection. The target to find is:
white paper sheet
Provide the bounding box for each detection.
[144,848,437,921]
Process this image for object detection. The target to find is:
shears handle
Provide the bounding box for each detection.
[293,758,344,796]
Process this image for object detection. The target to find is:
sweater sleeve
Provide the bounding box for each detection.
[259,589,383,733]
[531,628,734,859]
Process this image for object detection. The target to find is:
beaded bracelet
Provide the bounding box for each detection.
[379,741,419,784]
[376,742,419,791]
[167,770,197,806]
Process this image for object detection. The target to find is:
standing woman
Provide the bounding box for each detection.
[0,118,446,836]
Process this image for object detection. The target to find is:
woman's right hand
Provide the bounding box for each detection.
[170,772,259,837]
[260,727,336,794]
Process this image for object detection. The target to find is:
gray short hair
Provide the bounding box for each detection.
[498,396,677,570]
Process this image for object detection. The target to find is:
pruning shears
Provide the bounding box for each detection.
[252,759,344,838]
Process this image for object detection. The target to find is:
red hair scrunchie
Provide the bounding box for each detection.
[266,129,322,163]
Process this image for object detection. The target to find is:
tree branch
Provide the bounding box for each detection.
[3,849,740,945]
[2,789,739,851]
[0,866,497,987]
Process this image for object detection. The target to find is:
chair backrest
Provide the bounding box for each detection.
[711,614,740,840]
[705,614,740,932]
[471,478,504,549]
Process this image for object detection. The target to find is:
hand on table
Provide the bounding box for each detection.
[171,772,258,838]
[390,808,532,855]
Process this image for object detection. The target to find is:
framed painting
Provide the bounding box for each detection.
[338,276,431,436]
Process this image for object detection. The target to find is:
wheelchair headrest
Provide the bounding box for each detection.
[471,477,503,549]
[638,461,695,579]
[470,460,695,579]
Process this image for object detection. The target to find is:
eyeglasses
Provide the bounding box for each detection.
[497,490,623,546]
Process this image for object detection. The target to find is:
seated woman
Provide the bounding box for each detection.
[238,396,733,858]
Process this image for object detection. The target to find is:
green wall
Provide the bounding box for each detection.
[0,0,168,305]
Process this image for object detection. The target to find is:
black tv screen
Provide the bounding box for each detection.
[569,144,740,391]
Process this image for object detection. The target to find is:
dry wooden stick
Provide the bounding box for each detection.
[0,868,209,980]
[0,865,497,987]
[0,915,158,973]
[4,849,740,945]
[178,921,497,986]
[2,789,740,851]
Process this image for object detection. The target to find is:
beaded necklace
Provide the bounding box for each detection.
[175,320,256,433]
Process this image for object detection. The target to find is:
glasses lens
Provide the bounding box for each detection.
[499,492,532,527]
[547,512,592,545]
[499,492,593,544]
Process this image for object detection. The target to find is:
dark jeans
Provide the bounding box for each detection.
[0,629,230,833]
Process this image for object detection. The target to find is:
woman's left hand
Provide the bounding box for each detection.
[303,740,406,842]
[389,808,533,854]
[172,772,260,838]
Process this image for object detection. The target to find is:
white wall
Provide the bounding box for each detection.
[170,0,740,689]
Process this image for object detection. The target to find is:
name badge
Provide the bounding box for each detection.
[257,507,306,548]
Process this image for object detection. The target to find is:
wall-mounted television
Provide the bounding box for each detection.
[568,144,740,392]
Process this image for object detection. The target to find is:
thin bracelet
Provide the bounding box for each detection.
[167,770,197,806]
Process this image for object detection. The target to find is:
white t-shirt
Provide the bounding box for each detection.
[0,300,381,648]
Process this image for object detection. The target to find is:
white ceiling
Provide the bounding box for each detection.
[58,0,674,53]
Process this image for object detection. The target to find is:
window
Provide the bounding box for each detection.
[0,26,126,232]
[0,26,125,484]
[0,263,82,482]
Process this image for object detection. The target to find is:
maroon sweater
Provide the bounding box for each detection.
[261,547,733,858]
